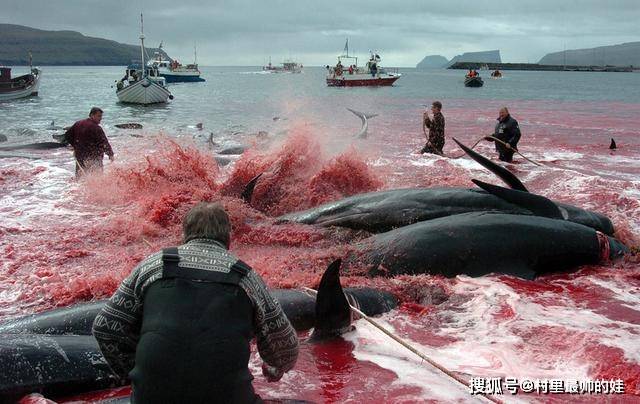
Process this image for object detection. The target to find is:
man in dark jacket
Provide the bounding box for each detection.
[64,107,114,177]
[92,202,299,403]
[420,101,445,156]
[491,107,521,162]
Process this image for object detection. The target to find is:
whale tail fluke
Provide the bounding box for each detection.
[347,108,378,139]
[472,179,565,220]
[241,173,263,203]
[609,138,617,150]
[346,108,378,120]
[453,137,528,192]
[310,259,353,341]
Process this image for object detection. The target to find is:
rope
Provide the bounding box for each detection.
[450,136,487,159]
[302,287,502,404]
[451,135,542,166]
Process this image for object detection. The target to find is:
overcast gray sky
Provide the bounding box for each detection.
[2,0,639,66]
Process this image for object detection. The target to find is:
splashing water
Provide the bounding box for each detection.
[2,98,640,402]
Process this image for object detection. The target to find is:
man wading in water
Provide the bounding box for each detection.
[92,202,299,403]
[420,101,445,156]
[64,107,114,177]
[488,107,521,162]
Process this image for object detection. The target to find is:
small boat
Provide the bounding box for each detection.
[490,70,502,78]
[326,40,400,87]
[0,54,41,102]
[464,75,484,87]
[263,57,303,73]
[147,43,205,83]
[116,15,172,104]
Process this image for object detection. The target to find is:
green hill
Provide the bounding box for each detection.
[539,42,640,67]
[0,24,170,66]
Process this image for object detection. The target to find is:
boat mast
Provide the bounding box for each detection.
[140,13,146,78]
[194,42,198,65]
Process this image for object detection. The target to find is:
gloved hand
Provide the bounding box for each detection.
[262,363,284,382]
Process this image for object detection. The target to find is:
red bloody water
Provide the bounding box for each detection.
[2,99,640,402]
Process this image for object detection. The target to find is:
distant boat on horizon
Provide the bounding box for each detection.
[263,57,303,73]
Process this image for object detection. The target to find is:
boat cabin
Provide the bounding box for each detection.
[124,64,163,81]
[0,67,11,83]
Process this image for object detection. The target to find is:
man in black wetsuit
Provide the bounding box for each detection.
[420,101,445,156]
[491,107,521,162]
[92,202,299,403]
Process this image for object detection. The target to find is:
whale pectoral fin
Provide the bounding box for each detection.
[241,173,263,203]
[452,137,528,192]
[472,179,564,220]
[310,259,353,341]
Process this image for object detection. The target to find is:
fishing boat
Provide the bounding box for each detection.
[116,15,172,104]
[326,40,400,87]
[263,57,303,73]
[490,70,502,78]
[0,54,41,102]
[147,43,205,83]
[464,75,484,87]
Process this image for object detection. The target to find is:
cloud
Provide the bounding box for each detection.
[1,0,639,66]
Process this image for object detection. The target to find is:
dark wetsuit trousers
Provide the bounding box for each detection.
[420,138,444,156]
[130,277,259,404]
[495,143,515,162]
[75,157,103,178]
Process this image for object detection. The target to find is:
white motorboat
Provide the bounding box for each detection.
[116,14,172,104]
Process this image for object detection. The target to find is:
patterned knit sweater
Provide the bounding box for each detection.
[92,238,299,379]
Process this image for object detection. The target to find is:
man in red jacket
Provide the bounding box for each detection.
[64,107,114,177]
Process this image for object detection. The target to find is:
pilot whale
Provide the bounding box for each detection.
[355,211,627,280]
[0,260,396,401]
[246,139,613,235]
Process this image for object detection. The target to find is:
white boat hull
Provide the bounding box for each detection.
[0,70,41,101]
[116,77,171,104]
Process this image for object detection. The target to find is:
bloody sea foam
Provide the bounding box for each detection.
[1,99,639,402]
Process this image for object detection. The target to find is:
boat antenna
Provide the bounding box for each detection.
[140,13,146,78]
[28,51,33,70]
[343,38,349,57]
[194,42,198,65]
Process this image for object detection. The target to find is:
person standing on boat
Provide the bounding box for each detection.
[63,107,114,178]
[420,101,445,156]
[489,107,521,162]
[92,202,299,403]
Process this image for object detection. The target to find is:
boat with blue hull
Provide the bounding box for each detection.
[148,43,205,83]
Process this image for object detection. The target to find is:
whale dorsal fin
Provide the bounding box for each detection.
[472,179,564,220]
[241,173,263,203]
[453,137,528,192]
[310,259,352,341]
[609,138,617,150]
